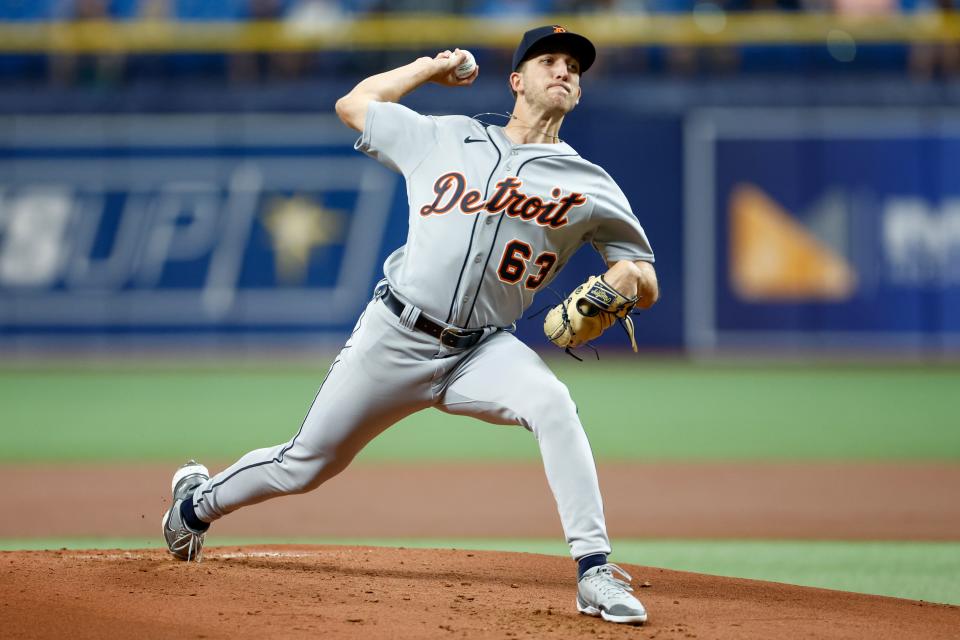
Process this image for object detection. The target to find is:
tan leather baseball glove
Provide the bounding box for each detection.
[543,275,638,353]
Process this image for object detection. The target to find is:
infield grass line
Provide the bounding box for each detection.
[2,537,958,606]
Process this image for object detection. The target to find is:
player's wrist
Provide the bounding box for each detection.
[602,261,641,299]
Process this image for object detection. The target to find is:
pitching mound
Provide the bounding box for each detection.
[2,546,957,639]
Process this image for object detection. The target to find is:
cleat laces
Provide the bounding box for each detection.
[587,564,635,600]
[170,523,205,562]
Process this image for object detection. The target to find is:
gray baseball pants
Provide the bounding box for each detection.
[190,293,611,560]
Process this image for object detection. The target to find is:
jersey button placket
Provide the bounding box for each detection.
[456,153,510,326]
[505,148,517,172]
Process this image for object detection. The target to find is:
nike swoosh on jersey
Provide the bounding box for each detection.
[463,136,486,143]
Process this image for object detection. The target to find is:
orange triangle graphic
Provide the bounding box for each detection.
[729,184,857,301]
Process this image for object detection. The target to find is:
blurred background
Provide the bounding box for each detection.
[1,0,959,609]
[0,0,959,353]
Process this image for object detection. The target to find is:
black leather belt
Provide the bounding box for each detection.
[381,288,485,350]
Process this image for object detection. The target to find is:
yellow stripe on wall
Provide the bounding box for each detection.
[0,13,958,53]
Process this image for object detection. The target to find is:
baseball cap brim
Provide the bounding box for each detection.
[513,30,596,74]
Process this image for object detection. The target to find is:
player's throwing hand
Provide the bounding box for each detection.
[424,48,479,87]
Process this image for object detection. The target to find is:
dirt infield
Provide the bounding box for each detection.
[2,462,959,539]
[2,546,958,640]
[3,462,959,639]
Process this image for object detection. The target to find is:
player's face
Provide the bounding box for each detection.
[517,51,582,114]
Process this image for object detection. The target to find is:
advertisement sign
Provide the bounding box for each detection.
[0,115,399,334]
[685,109,960,351]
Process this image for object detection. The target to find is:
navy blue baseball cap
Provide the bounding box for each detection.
[512,25,596,74]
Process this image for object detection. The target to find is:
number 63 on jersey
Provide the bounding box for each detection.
[497,239,558,290]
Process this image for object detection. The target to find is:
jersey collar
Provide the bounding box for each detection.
[490,125,576,155]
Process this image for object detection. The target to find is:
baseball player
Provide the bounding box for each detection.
[162,25,659,626]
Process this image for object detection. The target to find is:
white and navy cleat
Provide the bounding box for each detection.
[576,563,648,625]
[161,460,209,562]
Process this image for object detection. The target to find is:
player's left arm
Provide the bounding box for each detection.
[587,171,658,310]
[542,180,657,352]
[603,259,659,310]
[542,258,656,352]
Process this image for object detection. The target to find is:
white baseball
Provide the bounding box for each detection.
[454,50,477,79]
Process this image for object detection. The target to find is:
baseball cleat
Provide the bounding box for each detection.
[576,563,648,625]
[161,460,209,562]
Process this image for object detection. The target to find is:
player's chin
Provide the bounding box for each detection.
[557,97,577,114]
[543,94,574,112]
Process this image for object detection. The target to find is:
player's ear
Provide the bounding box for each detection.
[575,86,582,106]
[509,71,523,95]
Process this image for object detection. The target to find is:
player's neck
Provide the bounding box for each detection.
[504,104,564,145]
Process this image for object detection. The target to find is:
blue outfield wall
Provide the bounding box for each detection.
[0,88,958,352]
[0,103,686,350]
[685,109,960,352]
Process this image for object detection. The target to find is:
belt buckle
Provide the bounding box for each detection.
[439,326,465,348]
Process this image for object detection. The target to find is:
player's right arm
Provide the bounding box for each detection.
[335,49,478,132]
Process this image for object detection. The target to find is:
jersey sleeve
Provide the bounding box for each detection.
[353,101,439,176]
[589,178,655,264]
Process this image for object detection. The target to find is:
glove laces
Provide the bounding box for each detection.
[618,316,638,352]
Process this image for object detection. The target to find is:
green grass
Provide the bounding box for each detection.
[3,537,957,605]
[1,359,959,461]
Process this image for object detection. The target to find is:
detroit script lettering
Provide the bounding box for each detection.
[418,172,587,229]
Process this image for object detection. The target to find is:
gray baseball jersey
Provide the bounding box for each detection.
[186,98,655,564]
[356,101,654,329]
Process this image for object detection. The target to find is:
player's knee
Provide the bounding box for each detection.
[526,382,579,427]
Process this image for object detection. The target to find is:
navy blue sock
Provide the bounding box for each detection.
[179,498,210,532]
[577,553,608,579]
